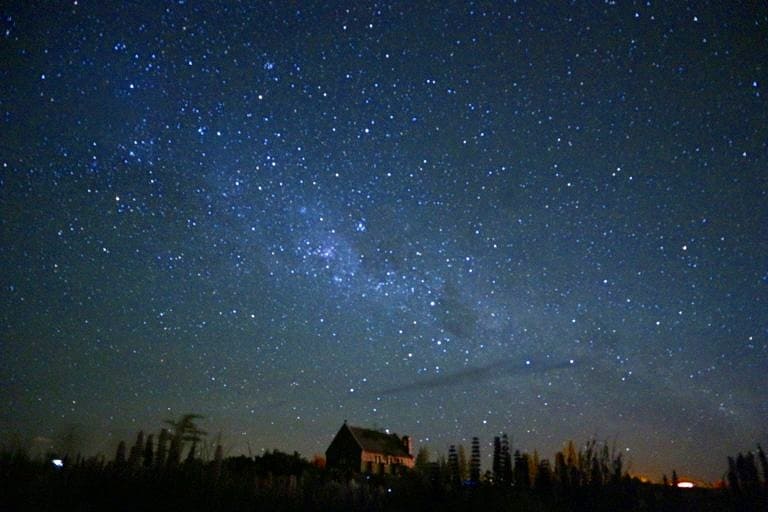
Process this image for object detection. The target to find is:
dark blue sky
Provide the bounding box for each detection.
[1,1,766,481]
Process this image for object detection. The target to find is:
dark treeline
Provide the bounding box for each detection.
[415,435,767,512]
[1,417,766,511]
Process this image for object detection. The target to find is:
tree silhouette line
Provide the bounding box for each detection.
[1,416,766,511]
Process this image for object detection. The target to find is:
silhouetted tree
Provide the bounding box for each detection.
[671,469,679,488]
[555,451,569,489]
[470,437,481,484]
[600,443,611,484]
[185,440,197,464]
[727,457,739,492]
[448,445,460,487]
[457,444,468,482]
[252,449,310,476]
[514,450,530,489]
[736,452,760,493]
[501,434,512,484]
[128,430,144,468]
[212,443,224,480]
[535,459,552,493]
[565,440,580,487]
[143,434,154,467]
[430,459,443,487]
[156,428,169,467]
[582,439,596,485]
[565,440,578,467]
[492,436,501,483]
[114,441,126,466]
[415,446,430,472]
[530,449,539,483]
[757,445,768,488]
[167,433,182,467]
[164,414,206,466]
[726,447,768,511]
[590,456,603,488]
[611,450,623,485]
[437,454,448,484]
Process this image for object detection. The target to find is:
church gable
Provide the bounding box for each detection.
[325,422,363,471]
[325,422,414,474]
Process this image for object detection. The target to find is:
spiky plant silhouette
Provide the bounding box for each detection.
[163,414,206,466]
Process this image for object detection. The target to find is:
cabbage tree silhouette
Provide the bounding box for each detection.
[163,413,207,465]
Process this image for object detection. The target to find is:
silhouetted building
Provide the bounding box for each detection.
[326,422,414,474]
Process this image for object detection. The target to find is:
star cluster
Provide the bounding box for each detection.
[1,1,766,481]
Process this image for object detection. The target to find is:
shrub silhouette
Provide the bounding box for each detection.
[2,424,766,511]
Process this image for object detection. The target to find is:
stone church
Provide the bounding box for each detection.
[325,422,415,474]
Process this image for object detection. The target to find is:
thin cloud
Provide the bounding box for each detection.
[377,357,579,396]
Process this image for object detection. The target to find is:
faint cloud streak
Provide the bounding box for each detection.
[377,357,579,396]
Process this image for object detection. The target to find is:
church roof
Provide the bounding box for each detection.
[345,424,412,458]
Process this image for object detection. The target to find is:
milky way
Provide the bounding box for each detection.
[1,2,766,481]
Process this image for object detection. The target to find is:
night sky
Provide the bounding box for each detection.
[1,1,766,482]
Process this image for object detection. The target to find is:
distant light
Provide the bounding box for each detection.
[677,481,694,488]
[52,459,64,468]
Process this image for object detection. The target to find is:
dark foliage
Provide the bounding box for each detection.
[1,429,766,511]
[725,447,768,511]
[469,437,481,484]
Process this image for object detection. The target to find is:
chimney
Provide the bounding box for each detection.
[401,435,412,456]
